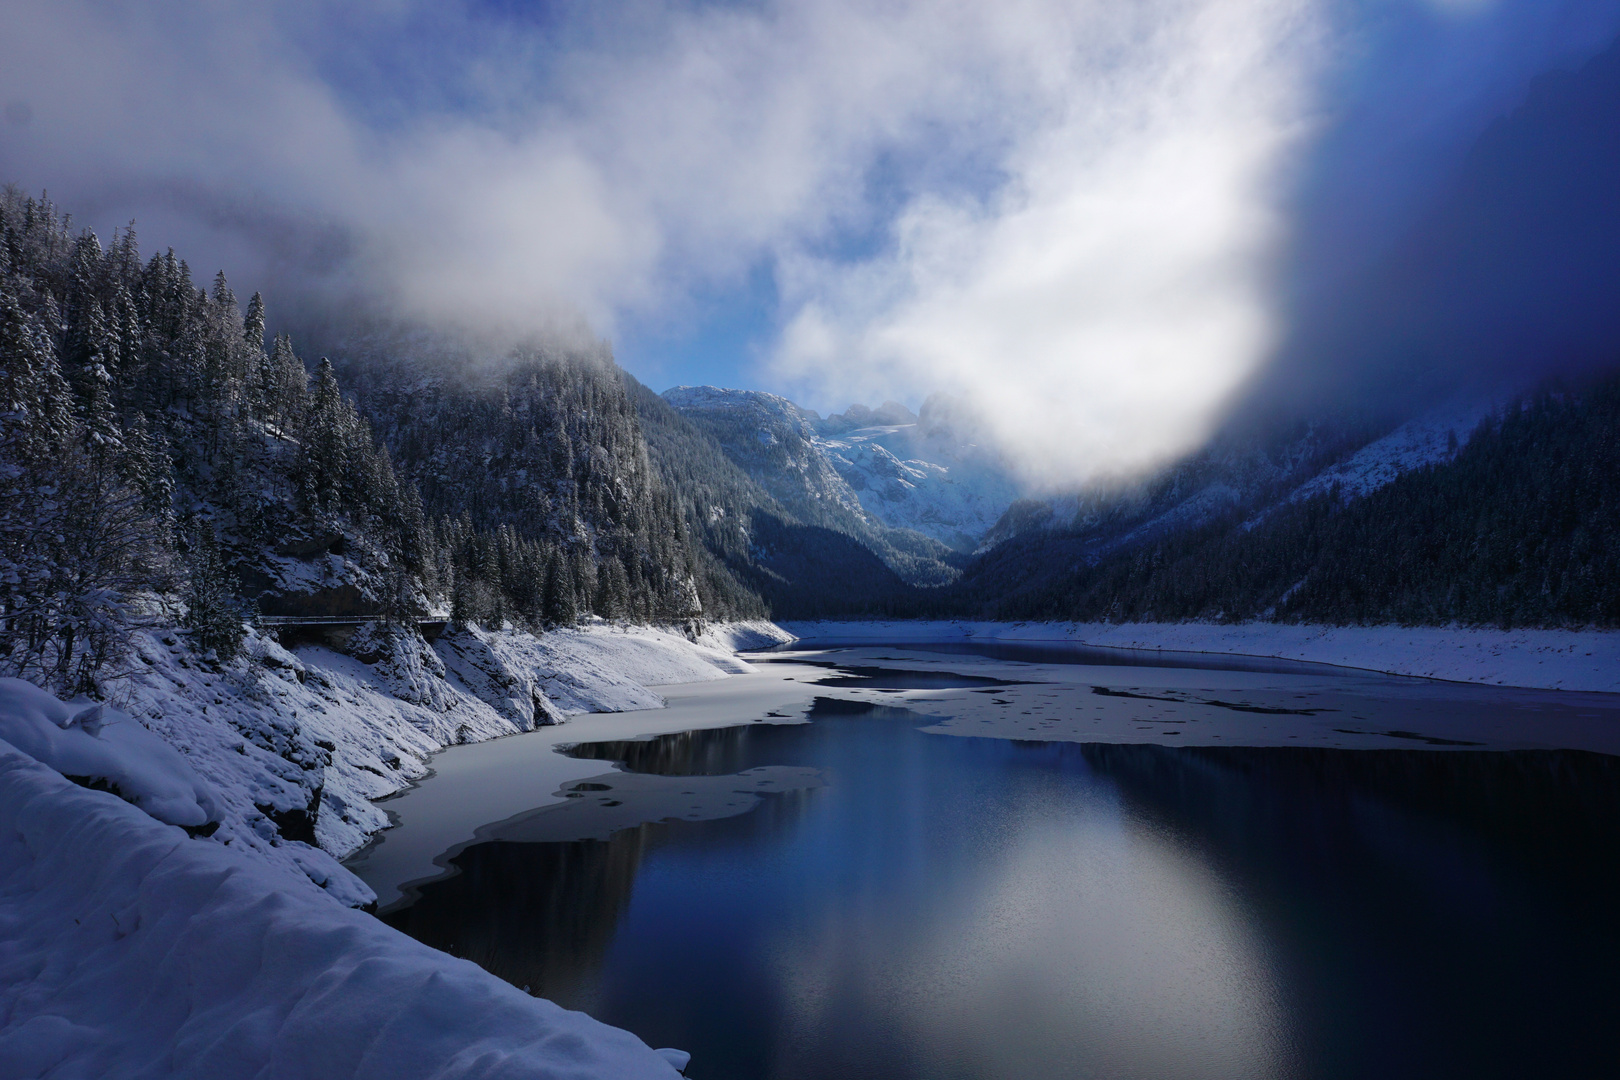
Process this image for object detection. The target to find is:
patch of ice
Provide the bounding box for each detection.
[781,620,1620,693]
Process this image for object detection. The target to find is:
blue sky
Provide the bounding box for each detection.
[3,1,1619,481]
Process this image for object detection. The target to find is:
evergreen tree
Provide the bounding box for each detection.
[183,529,247,662]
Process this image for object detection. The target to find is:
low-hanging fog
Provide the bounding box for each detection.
[4,0,1618,490]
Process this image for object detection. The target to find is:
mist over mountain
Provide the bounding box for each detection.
[0,191,781,696]
[9,1,1619,493]
[7,11,1620,646]
[946,378,1620,627]
[1253,28,1620,418]
[650,33,1620,629]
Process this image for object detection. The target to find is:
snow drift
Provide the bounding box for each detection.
[0,738,683,1079]
[0,678,220,830]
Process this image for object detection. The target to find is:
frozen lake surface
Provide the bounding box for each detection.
[351,644,1620,1079]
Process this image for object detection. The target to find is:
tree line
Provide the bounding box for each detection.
[938,377,1620,628]
[0,188,722,692]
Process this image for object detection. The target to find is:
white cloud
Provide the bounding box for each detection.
[9,0,1607,488]
[771,0,1322,488]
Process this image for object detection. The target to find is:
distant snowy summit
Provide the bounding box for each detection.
[662,386,1023,552]
[818,399,919,435]
[661,384,1514,573]
[977,393,1505,558]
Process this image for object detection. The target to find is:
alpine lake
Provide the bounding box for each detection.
[345,641,1620,1080]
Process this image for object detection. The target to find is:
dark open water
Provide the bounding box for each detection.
[380,652,1620,1080]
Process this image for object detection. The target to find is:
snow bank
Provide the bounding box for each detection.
[85,620,783,909]
[691,619,797,653]
[781,620,1620,693]
[0,678,220,829]
[0,740,682,1080]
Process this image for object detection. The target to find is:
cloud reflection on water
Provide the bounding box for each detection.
[774,771,1290,1080]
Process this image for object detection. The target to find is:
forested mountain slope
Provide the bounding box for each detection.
[0,188,432,689]
[9,180,1609,647]
[630,380,911,619]
[0,188,741,698]
[328,343,712,626]
[937,376,1620,628]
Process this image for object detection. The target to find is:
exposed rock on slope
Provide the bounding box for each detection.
[661,386,870,528]
[813,395,1021,552]
[660,385,1021,591]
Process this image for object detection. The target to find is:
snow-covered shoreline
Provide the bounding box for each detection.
[3,611,1612,1077]
[0,619,790,1079]
[779,620,1620,694]
[5,618,792,911]
[0,739,687,1079]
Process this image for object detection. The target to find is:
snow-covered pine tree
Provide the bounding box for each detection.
[182,527,247,662]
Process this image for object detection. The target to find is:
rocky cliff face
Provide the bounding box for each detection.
[814,396,1022,553]
[661,386,871,531]
[662,385,1023,560]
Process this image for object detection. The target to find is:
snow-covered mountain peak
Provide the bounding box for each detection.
[663,385,1023,553]
[662,385,822,430]
[819,400,919,435]
[814,420,1022,551]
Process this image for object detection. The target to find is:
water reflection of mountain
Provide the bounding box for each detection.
[563,723,775,776]
[1083,743,1620,867]
[562,697,916,776]
[381,709,883,1003]
[381,832,644,1007]
[384,795,821,1008]
[384,710,1620,1078]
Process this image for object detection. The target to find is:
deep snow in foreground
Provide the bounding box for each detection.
[0,740,684,1080]
[0,621,788,1078]
[780,620,1620,693]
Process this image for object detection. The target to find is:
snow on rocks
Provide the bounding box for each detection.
[435,625,559,730]
[1284,395,1498,506]
[0,742,683,1080]
[0,678,220,830]
[0,619,768,1076]
[65,619,782,910]
[814,424,1021,551]
[347,622,458,713]
[781,620,1620,694]
[690,619,796,653]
